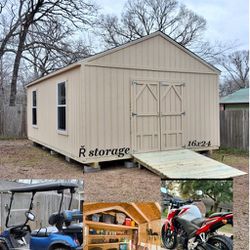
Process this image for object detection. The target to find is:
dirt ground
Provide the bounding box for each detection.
[0,139,248,247]
[83,163,161,202]
[212,150,249,250]
[0,139,84,178]
[0,139,161,201]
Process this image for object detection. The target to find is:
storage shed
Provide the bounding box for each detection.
[83,202,161,250]
[26,31,222,166]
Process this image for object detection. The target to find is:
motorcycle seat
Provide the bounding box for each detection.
[209,212,232,218]
[191,218,206,227]
[31,226,58,237]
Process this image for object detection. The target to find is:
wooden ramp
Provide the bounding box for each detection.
[132,149,246,179]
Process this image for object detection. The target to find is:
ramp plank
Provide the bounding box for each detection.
[132,149,246,179]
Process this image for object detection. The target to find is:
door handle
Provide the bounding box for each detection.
[132,112,137,116]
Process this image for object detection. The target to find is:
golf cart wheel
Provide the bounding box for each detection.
[52,248,69,250]
[0,241,8,250]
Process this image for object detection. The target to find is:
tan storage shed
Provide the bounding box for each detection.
[26,31,221,165]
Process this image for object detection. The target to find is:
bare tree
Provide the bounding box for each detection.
[219,50,249,96]
[97,0,206,47]
[96,0,236,64]
[0,0,97,106]
[23,18,92,78]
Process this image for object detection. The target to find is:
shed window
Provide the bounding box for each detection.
[57,82,66,131]
[32,90,37,125]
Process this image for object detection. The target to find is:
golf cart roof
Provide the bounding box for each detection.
[9,182,78,193]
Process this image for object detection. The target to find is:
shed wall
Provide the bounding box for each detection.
[27,67,82,161]
[82,65,219,161]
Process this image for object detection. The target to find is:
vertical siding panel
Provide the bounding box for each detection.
[215,75,220,146]
[211,75,215,145]
[85,66,91,150]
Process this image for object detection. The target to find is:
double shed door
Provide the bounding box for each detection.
[131,80,185,153]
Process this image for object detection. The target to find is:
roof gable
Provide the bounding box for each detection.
[84,31,220,74]
[27,31,220,87]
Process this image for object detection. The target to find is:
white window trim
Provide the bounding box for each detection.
[56,81,68,135]
[32,89,38,128]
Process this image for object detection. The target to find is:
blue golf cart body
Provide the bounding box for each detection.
[0,182,83,250]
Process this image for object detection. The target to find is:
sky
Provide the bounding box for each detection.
[95,0,249,50]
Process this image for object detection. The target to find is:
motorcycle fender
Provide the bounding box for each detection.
[164,220,174,232]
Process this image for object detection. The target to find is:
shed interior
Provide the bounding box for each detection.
[84,202,161,250]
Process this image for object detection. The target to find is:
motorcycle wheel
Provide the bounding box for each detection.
[206,235,233,250]
[161,225,177,249]
[0,241,8,250]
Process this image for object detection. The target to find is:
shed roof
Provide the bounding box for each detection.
[84,202,160,224]
[26,31,220,88]
[220,88,249,104]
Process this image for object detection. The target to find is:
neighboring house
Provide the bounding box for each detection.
[219,88,249,151]
[220,88,249,110]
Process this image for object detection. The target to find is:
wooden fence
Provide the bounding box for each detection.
[0,103,27,138]
[0,192,79,231]
[220,109,249,151]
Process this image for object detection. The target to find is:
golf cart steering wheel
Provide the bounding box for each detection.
[11,224,31,239]
[11,211,35,236]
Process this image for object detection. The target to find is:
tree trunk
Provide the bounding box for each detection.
[9,0,44,106]
[9,24,29,106]
[214,200,220,212]
[0,58,4,135]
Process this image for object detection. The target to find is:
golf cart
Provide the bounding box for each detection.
[0,182,83,250]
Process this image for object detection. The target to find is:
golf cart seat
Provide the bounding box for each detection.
[63,223,83,234]
[31,226,58,237]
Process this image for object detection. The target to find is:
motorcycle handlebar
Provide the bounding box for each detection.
[164,198,193,207]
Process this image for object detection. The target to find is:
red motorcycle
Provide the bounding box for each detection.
[161,198,233,250]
